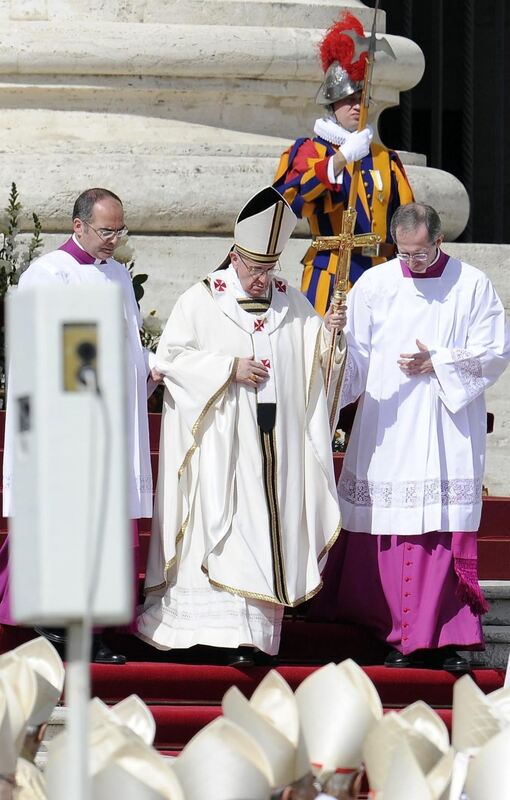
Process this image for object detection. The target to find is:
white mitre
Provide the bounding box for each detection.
[0,659,37,774]
[46,718,183,800]
[483,683,510,725]
[89,695,156,746]
[363,700,450,798]
[295,659,383,783]
[0,637,65,726]
[452,674,506,752]
[463,726,510,799]
[46,693,158,796]
[382,738,454,800]
[222,669,310,790]
[171,717,272,800]
[233,186,297,264]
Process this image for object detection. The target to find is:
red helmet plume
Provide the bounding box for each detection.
[318,12,367,82]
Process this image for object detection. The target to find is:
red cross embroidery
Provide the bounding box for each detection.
[213,279,226,292]
[254,318,266,332]
[275,280,287,293]
[261,359,271,369]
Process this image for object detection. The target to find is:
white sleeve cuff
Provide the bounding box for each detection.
[327,155,344,185]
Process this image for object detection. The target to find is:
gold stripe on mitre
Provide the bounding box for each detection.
[234,244,282,264]
[266,200,285,256]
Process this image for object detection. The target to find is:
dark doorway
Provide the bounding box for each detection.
[364,0,509,244]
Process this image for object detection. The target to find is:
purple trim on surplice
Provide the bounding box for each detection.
[400,248,450,279]
[58,236,96,265]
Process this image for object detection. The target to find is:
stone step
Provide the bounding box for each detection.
[457,582,510,668]
[481,580,510,626]
[34,705,66,770]
[462,625,510,670]
[135,0,383,30]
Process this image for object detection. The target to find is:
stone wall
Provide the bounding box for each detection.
[0,0,468,237]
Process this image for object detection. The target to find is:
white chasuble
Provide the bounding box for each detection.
[2,247,153,518]
[138,272,344,653]
[339,256,510,536]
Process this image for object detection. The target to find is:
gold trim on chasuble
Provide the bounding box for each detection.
[143,359,239,595]
[205,321,341,607]
[237,298,271,315]
[259,427,289,605]
[200,394,291,606]
[207,574,327,607]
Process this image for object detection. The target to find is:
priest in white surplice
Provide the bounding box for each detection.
[0,188,160,664]
[137,187,345,665]
[311,202,510,671]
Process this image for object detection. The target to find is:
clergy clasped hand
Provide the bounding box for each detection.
[324,303,347,333]
[235,357,270,387]
[150,366,165,383]
[398,339,436,376]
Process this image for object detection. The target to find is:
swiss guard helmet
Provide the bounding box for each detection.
[315,12,368,107]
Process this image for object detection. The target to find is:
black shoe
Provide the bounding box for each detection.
[225,646,255,667]
[254,651,278,667]
[423,647,471,673]
[92,636,126,665]
[384,648,424,668]
[33,626,67,645]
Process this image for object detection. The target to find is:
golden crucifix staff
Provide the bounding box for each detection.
[313,1,394,393]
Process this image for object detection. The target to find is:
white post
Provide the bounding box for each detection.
[8,285,131,797]
[65,621,92,800]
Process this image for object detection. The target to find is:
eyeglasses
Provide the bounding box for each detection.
[236,252,281,279]
[84,222,129,242]
[396,252,431,263]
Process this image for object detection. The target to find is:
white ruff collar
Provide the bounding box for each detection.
[313,117,353,147]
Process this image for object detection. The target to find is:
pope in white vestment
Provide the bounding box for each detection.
[137,187,345,661]
[312,202,510,669]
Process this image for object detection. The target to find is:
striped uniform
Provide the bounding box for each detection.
[273,137,414,316]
